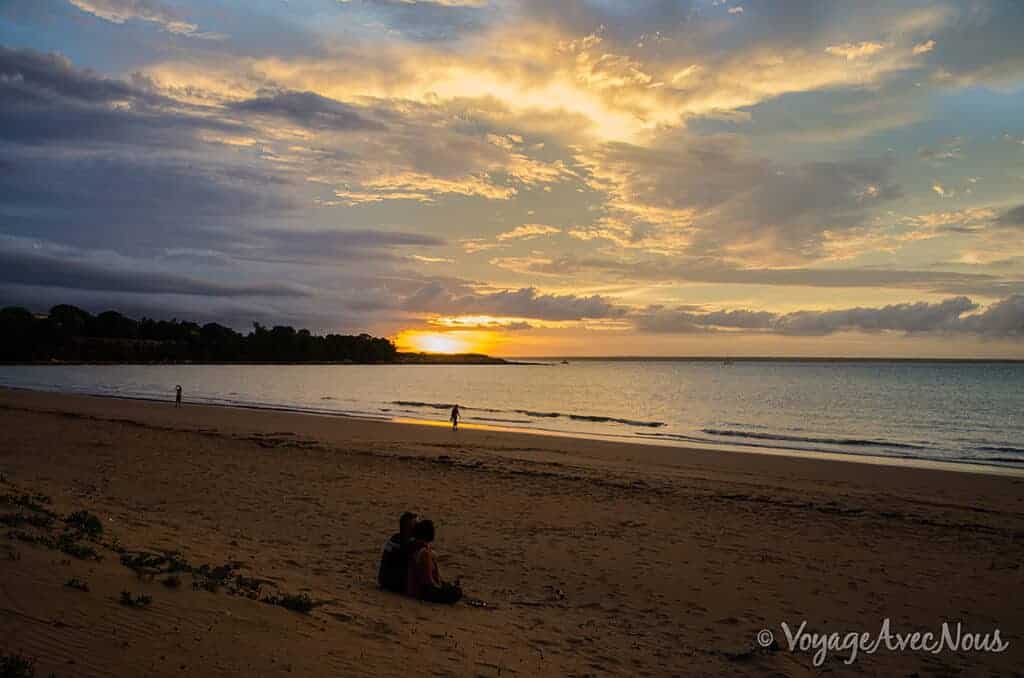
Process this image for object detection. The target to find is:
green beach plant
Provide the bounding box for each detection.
[119,590,152,608]
[0,652,37,678]
[64,510,103,537]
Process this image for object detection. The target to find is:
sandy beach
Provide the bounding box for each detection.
[1,387,1022,676]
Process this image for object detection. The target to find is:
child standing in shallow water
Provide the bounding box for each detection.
[450,404,460,430]
[175,385,182,407]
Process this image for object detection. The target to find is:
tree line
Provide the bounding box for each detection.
[0,304,399,363]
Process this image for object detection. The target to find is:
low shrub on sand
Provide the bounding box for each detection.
[264,591,316,614]
[0,652,38,678]
[64,511,103,538]
[119,590,152,608]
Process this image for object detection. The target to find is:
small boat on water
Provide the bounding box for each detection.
[560,359,570,365]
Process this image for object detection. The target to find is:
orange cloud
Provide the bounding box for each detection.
[496,224,561,241]
[825,41,888,61]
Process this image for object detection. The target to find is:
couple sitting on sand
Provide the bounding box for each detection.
[377,512,462,605]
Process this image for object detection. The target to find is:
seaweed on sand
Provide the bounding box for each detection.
[63,511,103,538]
[120,550,191,576]
[0,492,55,516]
[119,590,152,608]
[263,591,317,614]
[0,652,51,678]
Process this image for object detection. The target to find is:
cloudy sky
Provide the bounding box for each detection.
[1,0,1022,356]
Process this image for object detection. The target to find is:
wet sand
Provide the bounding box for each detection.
[1,387,1022,676]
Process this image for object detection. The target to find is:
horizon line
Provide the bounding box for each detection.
[501,356,1024,363]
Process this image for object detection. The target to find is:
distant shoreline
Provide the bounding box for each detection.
[0,354,542,366]
[1,356,1020,365]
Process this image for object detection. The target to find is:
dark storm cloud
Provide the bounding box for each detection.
[996,204,1024,227]
[403,282,625,321]
[586,134,901,256]
[959,295,1024,336]
[256,228,442,249]
[0,45,241,145]
[503,254,1003,294]
[0,230,431,332]
[772,297,979,336]
[635,296,1024,338]
[0,45,145,103]
[717,155,902,249]
[0,247,309,298]
[0,39,451,324]
[0,45,298,254]
[229,90,384,131]
[235,228,446,264]
[0,284,296,330]
[916,0,1024,86]
[0,149,294,216]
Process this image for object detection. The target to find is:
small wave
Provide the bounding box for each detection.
[718,421,774,431]
[975,456,1024,465]
[640,431,928,462]
[473,416,534,425]
[702,428,925,450]
[392,400,452,410]
[569,414,665,428]
[392,401,664,428]
[517,409,666,427]
[975,445,1024,455]
[391,401,503,417]
[635,432,711,444]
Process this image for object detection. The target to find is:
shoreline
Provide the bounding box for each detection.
[1,387,1022,676]
[5,356,1023,365]
[0,360,533,366]
[2,384,1022,478]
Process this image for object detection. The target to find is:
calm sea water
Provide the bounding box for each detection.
[1,361,1022,469]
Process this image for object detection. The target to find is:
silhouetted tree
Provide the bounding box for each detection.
[0,304,398,364]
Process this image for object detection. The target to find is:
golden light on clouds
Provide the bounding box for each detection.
[20,0,1021,359]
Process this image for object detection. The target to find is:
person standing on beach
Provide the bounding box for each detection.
[450,404,460,430]
[175,385,182,407]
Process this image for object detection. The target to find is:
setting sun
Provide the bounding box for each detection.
[395,330,496,355]
[404,332,467,354]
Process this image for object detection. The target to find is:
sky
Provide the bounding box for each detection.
[1,0,1022,357]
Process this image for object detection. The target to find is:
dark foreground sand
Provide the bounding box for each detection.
[1,387,1022,677]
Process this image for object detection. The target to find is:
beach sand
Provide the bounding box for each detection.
[1,387,1022,676]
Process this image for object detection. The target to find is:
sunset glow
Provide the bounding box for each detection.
[395,330,495,355]
[3,5,1022,676]
[1,0,1022,357]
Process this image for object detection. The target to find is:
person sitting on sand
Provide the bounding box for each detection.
[378,511,417,593]
[450,404,460,431]
[406,519,462,604]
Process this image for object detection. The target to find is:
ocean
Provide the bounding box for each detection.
[1,361,1021,470]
